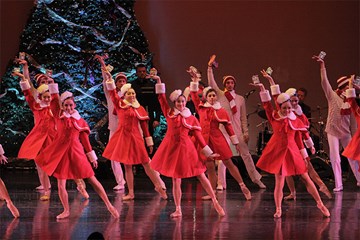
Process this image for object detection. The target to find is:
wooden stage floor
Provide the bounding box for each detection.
[0,165,359,239]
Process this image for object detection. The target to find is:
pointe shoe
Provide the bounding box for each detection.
[113,185,125,191]
[254,180,266,189]
[273,208,282,218]
[155,187,168,200]
[284,193,296,201]
[213,201,225,217]
[240,183,252,200]
[122,194,135,201]
[170,210,182,218]
[108,206,120,218]
[6,201,20,218]
[317,202,330,217]
[319,185,332,199]
[201,195,212,201]
[35,185,44,190]
[77,186,89,199]
[333,186,343,192]
[216,184,224,191]
[40,191,51,201]
[56,211,70,219]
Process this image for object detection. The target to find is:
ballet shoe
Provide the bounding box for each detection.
[122,194,135,201]
[273,208,282,218]
[40,190,51,201]
[107,205,119,218]
[319,185,332,199]
[239,183,252,201]
[155,187,168,200]
[317,202,330,217]
[201,195,212,201]
[6,201,20,218]
[77,186,89,199]
[284,193,296,201]
[170,210,182,218]
[213,201,225,217]
[56,211,70,219]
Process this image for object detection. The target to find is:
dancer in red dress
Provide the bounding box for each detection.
[260,70,332,200]
[102,72,167,201]
[0,144,20,218]
[252,82,330,218]
[14,71,56,200]
[36,89,119,219]
[343,76,360,167]
[188,75,251,201]
[150,75,225,218]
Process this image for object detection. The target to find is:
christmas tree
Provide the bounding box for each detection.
[0,0,155,156]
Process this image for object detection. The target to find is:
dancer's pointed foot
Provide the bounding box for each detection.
[201,195,212,200]
[40,190,51,201]
[239,183,252,200]
[56,210,70,219]
[77,185,89,199]
[170,209,182,218]
[254,179,266,189]
[319,185,332,199]
[273,208,282,218]
[122,194,135,201]
[213,200,225,217]
[107,205,119,218]
[284,193,296,201]
[317,202,330,217]
[155,187,168,200]
[6,201,19,218]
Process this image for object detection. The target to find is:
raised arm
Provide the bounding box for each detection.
[312,55,333,100]
[207,55,221,92]
[154,76,171,117]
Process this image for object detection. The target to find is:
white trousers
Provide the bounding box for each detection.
[218,136,262,187]
[327,133,360,189]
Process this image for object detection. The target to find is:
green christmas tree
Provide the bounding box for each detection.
[0,0,154,156]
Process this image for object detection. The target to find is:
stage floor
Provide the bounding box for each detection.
[0,166,359,240]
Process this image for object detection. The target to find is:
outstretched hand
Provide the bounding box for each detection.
[12,71,25,80]
[312,55,324,64]
[208,54,217,67]
[92,160,98,169]
[249,82,265,92]
[208,153,220,161]
[260,69,275,85]
[0,154,8,164]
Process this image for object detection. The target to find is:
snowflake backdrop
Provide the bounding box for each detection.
[0,0,156,156]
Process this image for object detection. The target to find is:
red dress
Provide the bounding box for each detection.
[190,91,235,160]
[102,89,151,165]
[36,94,94,179]
[18,88,57,160]
[150,93,207,178]
[342,96,360,163]
[256,100,309,176]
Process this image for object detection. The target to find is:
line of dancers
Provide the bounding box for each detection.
[2,52,360,219]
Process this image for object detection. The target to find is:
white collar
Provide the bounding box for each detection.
[174,107,191,118]
[123,99,140,108]
[203,101,222,110]
[277,110,296,120]
[39,101,50,108]
[63,110,81,120]
[293,105,303,116]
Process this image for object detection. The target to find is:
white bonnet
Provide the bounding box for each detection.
[169,89,182,102]
[120,83,132,96]
[60,91,73,103]
[277,93,290,105]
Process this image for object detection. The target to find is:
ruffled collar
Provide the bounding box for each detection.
[202,101,222,110]
[62,110,81,120]
[123,99,140,108]
[173,107,191,118]
[276,110,296,120]
[293,105,303,116]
